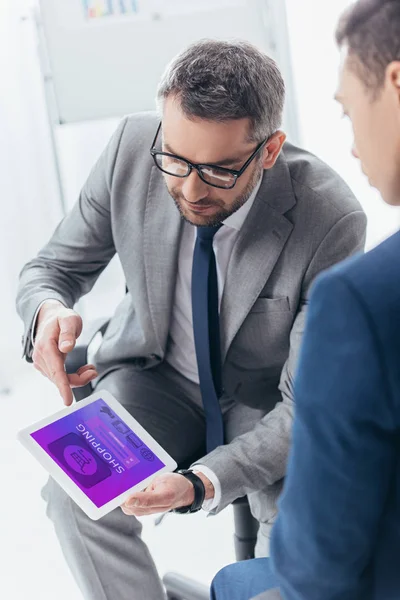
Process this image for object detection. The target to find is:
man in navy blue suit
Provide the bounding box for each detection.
[211,1,400,598]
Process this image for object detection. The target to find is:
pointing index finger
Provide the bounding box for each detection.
[47,341,73,406]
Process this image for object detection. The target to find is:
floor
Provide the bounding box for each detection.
[1,364,234,599]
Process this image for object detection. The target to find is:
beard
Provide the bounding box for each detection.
[166,161,264,227]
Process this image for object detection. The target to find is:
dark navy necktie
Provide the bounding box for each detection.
[191,225,224,453]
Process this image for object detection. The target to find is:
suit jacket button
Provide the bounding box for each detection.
[151,354,160,360]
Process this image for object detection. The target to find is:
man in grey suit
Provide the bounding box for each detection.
[17,40,366,600]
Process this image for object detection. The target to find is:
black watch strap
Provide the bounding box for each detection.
[172,470,206,514]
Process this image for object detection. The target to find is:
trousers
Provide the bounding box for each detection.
[42,361,275,600]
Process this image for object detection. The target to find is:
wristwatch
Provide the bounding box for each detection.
[172,470,206,514]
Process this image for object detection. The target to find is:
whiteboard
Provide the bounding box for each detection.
[37,0,298,136]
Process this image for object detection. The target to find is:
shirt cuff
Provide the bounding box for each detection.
[31,299,65,346]
[193,465,221,512]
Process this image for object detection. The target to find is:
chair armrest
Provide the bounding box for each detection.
[232,496,259,561]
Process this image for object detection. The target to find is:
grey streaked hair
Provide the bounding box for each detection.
[156,39,285,142]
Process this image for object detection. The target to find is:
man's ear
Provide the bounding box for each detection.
[385,61,400,107]
[262,131,287,170]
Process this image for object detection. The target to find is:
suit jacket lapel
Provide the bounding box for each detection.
[144,167,182,354]
[220,152,296,363]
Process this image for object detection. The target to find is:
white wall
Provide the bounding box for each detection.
[286,0,400,249]
[0,0,64,387]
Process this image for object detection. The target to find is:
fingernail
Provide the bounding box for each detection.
[60,341,72,351]
[128,499,140,508]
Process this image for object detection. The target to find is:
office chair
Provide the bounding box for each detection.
[66,318,259,600]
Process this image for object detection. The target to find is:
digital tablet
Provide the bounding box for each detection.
[18,390,177,520]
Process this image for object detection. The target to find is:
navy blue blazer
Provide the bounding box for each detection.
[270,230,400,600]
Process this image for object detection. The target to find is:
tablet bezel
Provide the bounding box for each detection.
[17,389,177,520]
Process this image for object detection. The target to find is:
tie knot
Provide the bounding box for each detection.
[196,224,222,241]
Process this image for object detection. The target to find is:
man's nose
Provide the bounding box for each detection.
[182,170,210,204]
[352,143,360,160]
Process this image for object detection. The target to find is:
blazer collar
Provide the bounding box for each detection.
[143,167,183,354]
[220,150,296,362]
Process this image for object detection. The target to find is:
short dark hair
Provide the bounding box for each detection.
[157,39,285,142]
[336,0,400,95]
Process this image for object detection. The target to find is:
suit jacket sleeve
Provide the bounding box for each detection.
[194,210,366,510]
[16,118,128,361]
[269,270,397,600]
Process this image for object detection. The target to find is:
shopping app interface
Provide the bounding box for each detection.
[31,399,165,507]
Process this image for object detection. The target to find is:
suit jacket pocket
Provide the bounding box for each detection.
[250,296,290,313]
[226,296,293,371]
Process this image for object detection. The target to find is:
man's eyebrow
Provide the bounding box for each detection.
[163,141,245,167]
[213,155,245,167]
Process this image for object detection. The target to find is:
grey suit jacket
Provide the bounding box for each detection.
[16,112,366,512]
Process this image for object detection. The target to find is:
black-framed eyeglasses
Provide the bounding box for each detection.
[150,123,268,190]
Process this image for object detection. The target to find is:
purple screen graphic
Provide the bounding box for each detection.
[65,446,98,476]
[31,399,165,507]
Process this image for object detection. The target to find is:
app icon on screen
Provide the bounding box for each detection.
[112,420,130,434]
[126,433,142,449]
[140,448,155,461]
[64,445,98,476]
[48,433,112,489]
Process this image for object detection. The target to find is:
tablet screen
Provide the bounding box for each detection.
[30,398,166,508]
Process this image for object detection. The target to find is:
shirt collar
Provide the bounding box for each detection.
[222,174,263,232]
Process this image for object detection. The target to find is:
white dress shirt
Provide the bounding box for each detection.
[166,177,262,510]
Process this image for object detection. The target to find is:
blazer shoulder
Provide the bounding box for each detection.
[283,142,363,217]
[117,111,160,154]
[312,231,400,412]
[108,112,159,177]
[319,230,400,313]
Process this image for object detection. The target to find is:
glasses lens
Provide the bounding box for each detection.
[199,166,236,189]
[154,153,190,177]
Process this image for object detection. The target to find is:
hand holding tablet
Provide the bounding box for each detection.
[18,390,177,519]
[121,472,196,516]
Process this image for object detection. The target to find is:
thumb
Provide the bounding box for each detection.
[58,313,82,353]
